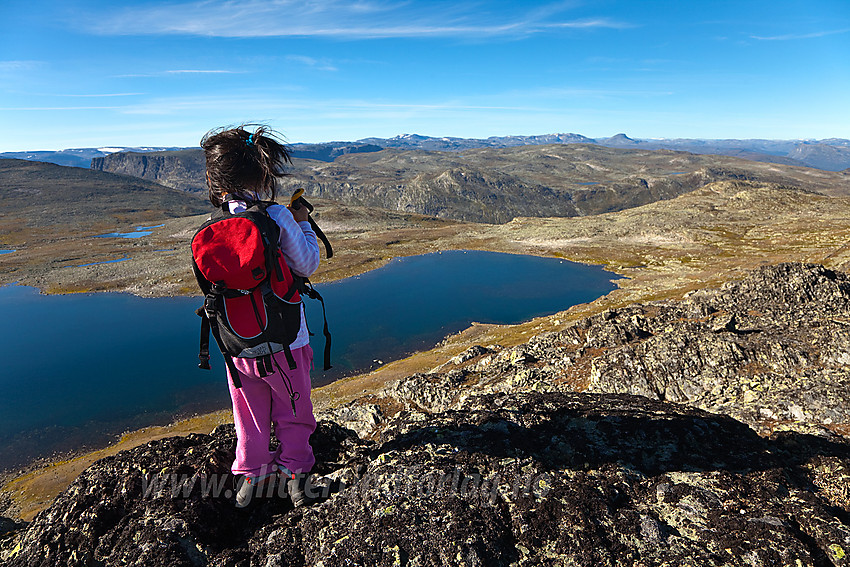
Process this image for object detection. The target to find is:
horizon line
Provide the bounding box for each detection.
[0,133,844,154]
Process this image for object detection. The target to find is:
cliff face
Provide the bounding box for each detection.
[91,150,208,194]
[3,263,850,566]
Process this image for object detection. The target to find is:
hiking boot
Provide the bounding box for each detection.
[287,472,312,508]
[235,472,276,508]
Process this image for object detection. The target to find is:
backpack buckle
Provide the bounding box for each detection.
[203,295,217,317]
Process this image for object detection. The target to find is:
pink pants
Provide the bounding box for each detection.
[227,345,316,477]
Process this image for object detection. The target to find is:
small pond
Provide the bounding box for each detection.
[93,224,165,239]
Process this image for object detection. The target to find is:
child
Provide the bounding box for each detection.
[201,124,320,507]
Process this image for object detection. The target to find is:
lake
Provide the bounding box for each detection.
[0,250,618,471]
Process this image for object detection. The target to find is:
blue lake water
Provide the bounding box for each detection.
[93,224,165,239]
[73,257,130,268]
[0,250,618,470]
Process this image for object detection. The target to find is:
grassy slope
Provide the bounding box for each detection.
[0,158,208,228]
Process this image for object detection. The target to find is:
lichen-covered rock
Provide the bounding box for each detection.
[382,370,470,413]
[584,263,850,435]
[318,400,386,439]
[5,392,850,566]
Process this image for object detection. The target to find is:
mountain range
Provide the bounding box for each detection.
[3,133,850,171]
[87,142,850,224]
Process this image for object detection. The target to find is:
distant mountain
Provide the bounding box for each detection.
[357,132,595,151]
[288,142,383,162]
[0,147,189,168]
[354,133,850,171]
[276,144,850,223]
[594,133,641,147]
[0,149,107,168]
[638,138,802,156]
[89,143,388,194]
[7,134,850,172]
[588,136,809,168]
[787,143,850,172]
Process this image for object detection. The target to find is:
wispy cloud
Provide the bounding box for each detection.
[1,105,124,111]
[60,91,562,118]
[751,28,850,41]
[52,92,145,97]
[503,86,675,100]
[114,69,245,78]
[286,55,338,72]
[165,69,242,74]
[87,0,631,39]
[0,60,44,73]
[544,18,633,30]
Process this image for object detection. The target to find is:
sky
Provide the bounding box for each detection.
[0,0,848,151]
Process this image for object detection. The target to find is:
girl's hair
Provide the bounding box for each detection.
[201,124,292,207]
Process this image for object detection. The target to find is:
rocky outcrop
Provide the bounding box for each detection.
[91,150,208,194]
[289,143,383,162]
[4,392,850,566]
[3,263,850,565]
[586,263,850,432]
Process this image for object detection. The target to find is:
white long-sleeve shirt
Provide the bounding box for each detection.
[227,200,320,348]
[265,204,321,278]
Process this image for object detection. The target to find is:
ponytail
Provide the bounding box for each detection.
[201,124,292,207]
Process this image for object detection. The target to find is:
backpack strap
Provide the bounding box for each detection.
[283,344,297,370]
[267,349,300,417]
[257,354,273,377]
[301,279,332,371]
[196,306,211,370]
[202,293,243,389]
[308,216,333,259]
[290,190,334,259]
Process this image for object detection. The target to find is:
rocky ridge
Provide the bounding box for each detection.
[355,134,850,172]
[91,149,208,194]
[90,144,850,224]
[2,263,850,566]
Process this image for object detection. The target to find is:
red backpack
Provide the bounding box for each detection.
[191,199,331,411]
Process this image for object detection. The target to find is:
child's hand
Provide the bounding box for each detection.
[289,203,309,223]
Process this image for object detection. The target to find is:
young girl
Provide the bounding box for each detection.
[201,124,319,507]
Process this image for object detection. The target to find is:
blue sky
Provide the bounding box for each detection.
[1,0,848,151]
